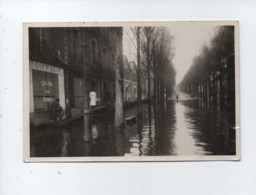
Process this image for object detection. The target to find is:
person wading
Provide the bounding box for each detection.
[50,98,63,123]
[176,93,179,100]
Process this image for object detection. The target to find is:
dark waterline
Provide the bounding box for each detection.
[30,99,236,157]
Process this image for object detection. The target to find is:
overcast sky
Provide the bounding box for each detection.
[123,23,219,84]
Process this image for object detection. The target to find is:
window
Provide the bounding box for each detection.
[103,47,106,68]
[32,70,59,112]
[134,88,137,99]
[39,28,43,51]
[73,78,84,108]
[92,40,97,69]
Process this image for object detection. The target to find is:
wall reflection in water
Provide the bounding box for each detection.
[31,100,236,157]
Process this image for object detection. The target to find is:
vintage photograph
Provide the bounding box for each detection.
[23,21,240,161]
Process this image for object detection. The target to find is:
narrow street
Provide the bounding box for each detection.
[30,92,235,157]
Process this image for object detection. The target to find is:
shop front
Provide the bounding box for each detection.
[29,60,65,126]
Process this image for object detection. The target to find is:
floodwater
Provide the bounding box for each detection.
[30,98,236,157]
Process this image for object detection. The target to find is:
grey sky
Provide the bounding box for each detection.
[123,23,219,84]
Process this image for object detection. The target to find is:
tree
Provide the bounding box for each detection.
[179,26,235,107]
[129,26,176,120]
[136,27,142,116]
[142,27,156,110]
[153,28,175,108]
[114,29,124,129]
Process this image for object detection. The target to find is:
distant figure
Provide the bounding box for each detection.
[89,90,97,111]
[50,98,63,123]
[176,94,179,100]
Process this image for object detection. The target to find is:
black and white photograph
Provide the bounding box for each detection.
[23,21,240,161]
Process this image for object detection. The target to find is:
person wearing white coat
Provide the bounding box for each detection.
[89,91,97,110]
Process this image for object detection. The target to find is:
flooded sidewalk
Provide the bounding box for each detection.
[30,99,236,157]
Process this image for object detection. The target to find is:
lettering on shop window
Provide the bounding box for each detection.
[41,80,53,87]
[42,97,55,102]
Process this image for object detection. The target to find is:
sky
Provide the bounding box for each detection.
[123,23,219,85]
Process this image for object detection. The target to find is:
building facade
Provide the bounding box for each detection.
[29,27,122,125]
[123,56,137,102]
[122,55,148,103]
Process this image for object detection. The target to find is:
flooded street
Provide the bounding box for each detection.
[31,96,236,157]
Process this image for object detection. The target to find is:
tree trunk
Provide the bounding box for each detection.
[208,72,211,103]
[114,30,124,129]
[147,36,151,109]
[146,33,152,128]
[160,78,164,110]
[214,73,218,104]
[114,55,124,129]
[136,27,142,116]
[204,75,207,100]
[153,53,157,116]
[156,67,160,111]
[219,65,224,106]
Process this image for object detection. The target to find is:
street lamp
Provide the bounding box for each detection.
[81,42,92,142]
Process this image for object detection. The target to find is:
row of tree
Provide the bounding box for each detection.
[132,27,176,118]
[179,26,235,107]
[114,26,176,129]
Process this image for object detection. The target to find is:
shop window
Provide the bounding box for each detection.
[32,69,59,112]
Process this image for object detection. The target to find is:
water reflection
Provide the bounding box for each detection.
[60,128,70,156]
[31,99,236,157]
[173,101,209,155]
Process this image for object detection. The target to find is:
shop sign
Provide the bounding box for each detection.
[30,60,63,74]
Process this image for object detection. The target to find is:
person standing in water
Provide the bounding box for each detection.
[89,88,97,111]
[50,98,63,123]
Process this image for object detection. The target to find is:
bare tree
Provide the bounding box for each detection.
[114,29,124,129]
[179,26,235,108]
[136,27,142,116]
[142,27,155,110]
